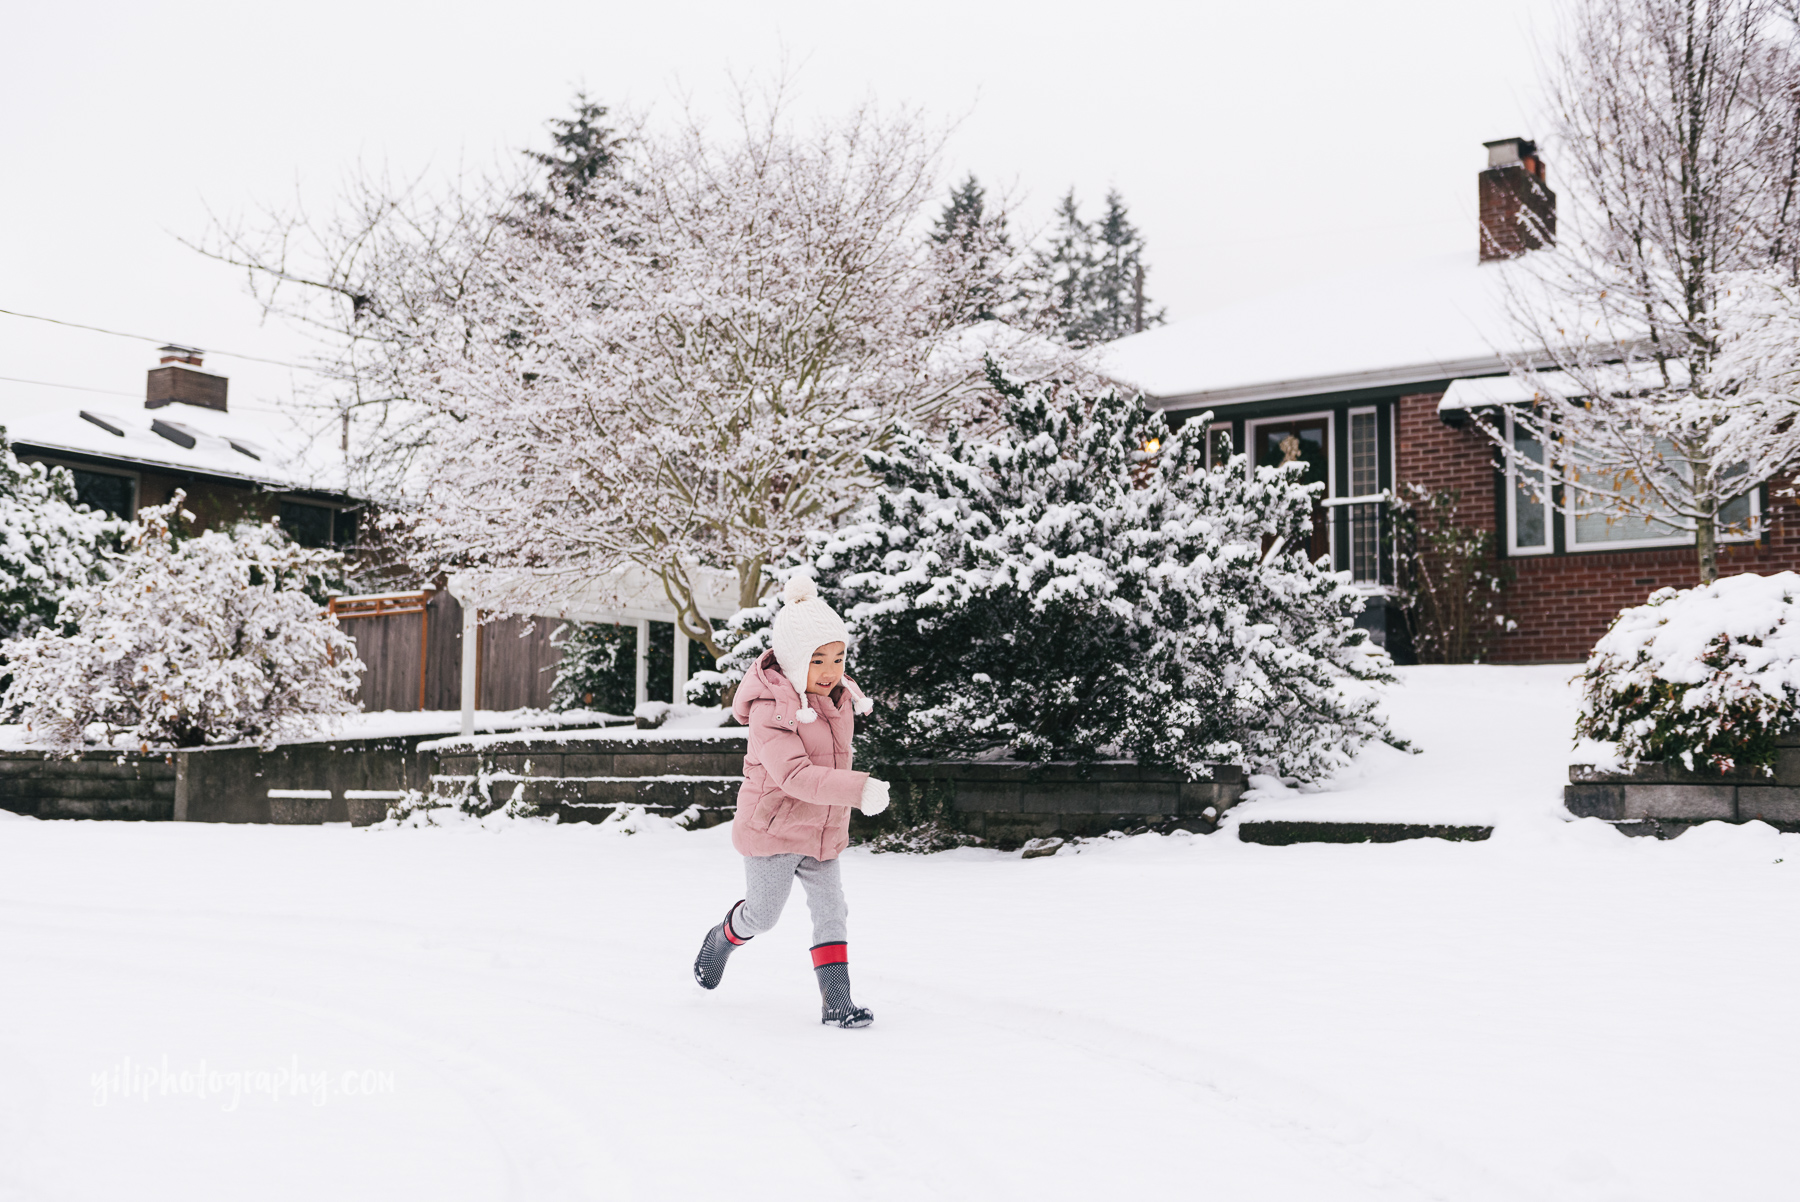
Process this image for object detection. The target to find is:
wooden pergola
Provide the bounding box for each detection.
[446,564,742,737]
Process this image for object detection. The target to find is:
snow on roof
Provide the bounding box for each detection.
[1094,252,1535,409]
[0,386,346,495]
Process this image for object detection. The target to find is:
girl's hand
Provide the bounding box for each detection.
[859,777,891,816]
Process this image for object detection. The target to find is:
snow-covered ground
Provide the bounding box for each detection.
[4,666,1798,1202]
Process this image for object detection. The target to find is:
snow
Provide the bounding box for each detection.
[1094,251,1527,403]
[0,708,628,752]
[5,665,1800,1201]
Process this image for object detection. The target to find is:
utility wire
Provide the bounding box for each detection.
[0,306,312,370]
[0,374,141,399]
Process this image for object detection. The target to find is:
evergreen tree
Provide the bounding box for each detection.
[1090,189,1165,342]
[1028,191,1096,345]
[527,91,627,198]
[722,368,1394,782]
[930,174,1017,323]
[1026,189,1166,347]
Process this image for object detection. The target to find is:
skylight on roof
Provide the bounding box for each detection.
[79,410,127,437]
[150,418,196,450]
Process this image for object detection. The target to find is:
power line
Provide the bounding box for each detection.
[0,306,313,370]
[0,374,140,398]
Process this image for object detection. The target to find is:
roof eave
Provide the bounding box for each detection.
[1141,353,1517,413]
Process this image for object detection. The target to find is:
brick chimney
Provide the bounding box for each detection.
[146,344,228,412]
[1479,138,1556,261]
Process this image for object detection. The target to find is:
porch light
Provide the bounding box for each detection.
[1142,438,1161,455]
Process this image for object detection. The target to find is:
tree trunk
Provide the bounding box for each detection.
[1696,510,1718,585]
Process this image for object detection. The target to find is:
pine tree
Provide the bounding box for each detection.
[1029,191,1096,345]
[722,368,1394,782]
[1090,190,1165,341]
[930,174,1017,323]
[1026,189,1166,347]
[527,91,627,197]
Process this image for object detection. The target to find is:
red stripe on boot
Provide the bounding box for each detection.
[810,942,848,968]
[724,905,747,945]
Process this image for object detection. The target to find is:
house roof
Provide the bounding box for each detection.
[0,386,347,496]
[1094,251,1533,410]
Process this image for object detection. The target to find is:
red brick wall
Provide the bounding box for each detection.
[1395,391,1800,662]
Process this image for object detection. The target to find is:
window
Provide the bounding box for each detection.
[1348,409,1382,583]
[1505,411,1551,555]
[279,500,334,548]
[1503,410,1758,553]
[69,468,135,518]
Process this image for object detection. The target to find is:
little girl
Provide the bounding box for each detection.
[692,575,889,1028]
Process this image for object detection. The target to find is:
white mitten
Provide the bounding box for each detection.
[859,777,891,816]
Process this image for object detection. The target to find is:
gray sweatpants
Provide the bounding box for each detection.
[732,854,849,945]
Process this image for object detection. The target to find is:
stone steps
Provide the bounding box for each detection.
[1236,820,1494,845]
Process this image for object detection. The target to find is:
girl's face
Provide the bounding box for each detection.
[806,642,846,695]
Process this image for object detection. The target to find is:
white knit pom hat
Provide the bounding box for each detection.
[770,574,852,723]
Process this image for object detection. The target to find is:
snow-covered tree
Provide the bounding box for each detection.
[394,97,1017,658]
[930,173,1021,324]
[723,369,1394,782]
[0,434,122,641]
[1025,188,1165,347]
[1495,0,1800,583]
[2,496,362,750]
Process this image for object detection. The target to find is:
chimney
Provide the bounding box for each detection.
[1479,138,1556,261]
[146,344,228,412]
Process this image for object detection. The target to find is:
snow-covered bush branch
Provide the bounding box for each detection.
[1577,572,1800,773]
[726,369,1394,782]
[3,496,363,751]
[0,433,123,642]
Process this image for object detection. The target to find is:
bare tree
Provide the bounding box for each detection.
[1495,0,1800,582]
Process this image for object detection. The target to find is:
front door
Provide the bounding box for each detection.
[1253,416,1331,562]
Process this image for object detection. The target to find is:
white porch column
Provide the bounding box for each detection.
[634,619,650,709]
[459,603,479,737]
[672,628,689,705]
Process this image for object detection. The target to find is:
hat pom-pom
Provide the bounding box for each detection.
[782,574,819,606]
[796,707,818,723]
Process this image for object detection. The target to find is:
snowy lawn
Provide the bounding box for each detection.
[3,665,1798,1202]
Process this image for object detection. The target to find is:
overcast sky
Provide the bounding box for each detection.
[3,0,1561,418]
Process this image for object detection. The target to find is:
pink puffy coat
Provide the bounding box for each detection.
[730,651,869,861]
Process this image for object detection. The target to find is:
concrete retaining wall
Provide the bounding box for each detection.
[175,735,438,824]
[0,750,176,820]
[1566,733,1800,831]
[889,761,1246,843]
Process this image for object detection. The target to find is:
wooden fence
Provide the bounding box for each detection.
[329,589,566,713]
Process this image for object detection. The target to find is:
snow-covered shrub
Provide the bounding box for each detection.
[0,433,123,641]
[548,621,636,713]
[1395,485,1515,664]
[3,496,363,750]
[725,369,1395,782]
[1576,572,1800,774]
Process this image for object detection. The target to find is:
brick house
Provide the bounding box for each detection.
[1099,137,1785,664]
[0,346,359,543]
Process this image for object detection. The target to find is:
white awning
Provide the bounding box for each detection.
[1437,372,1580,413]
[1438,363,1688,413]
